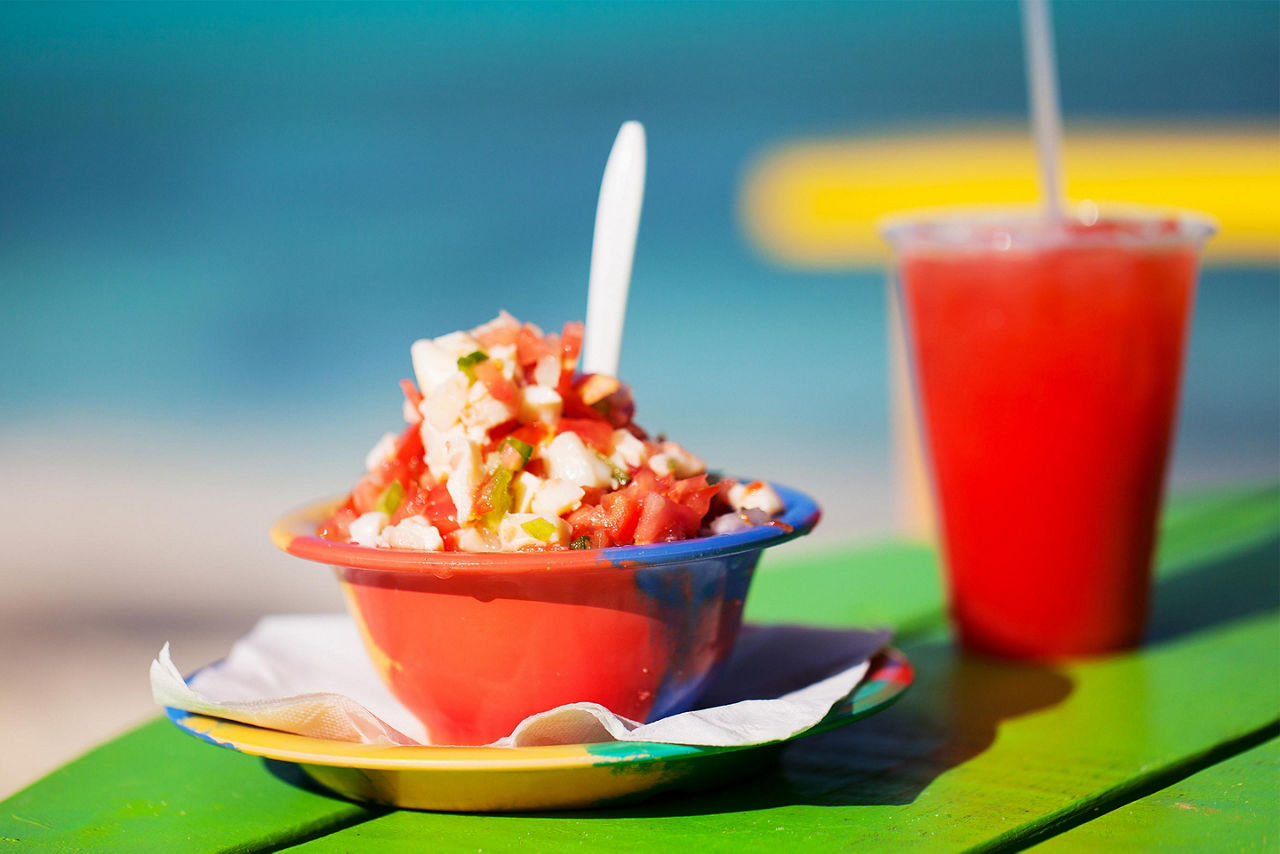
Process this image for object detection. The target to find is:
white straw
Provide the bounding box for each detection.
[1021,0,1066,219]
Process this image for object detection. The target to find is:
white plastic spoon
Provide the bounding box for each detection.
[581,121,646,378]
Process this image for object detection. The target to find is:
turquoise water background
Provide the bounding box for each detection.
[2,1,1277,530]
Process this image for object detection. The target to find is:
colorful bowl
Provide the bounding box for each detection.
[271,483,820,746]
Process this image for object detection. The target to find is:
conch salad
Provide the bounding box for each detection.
[319,312,785,552]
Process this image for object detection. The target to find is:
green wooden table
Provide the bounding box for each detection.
[4,486,1278,852]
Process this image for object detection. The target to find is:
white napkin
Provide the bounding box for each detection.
[152,614,891,748]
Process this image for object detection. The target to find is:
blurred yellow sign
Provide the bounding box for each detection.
[741,124,1280,267]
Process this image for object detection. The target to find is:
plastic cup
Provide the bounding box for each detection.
[272,483,819,745]
[884,205,1214,659]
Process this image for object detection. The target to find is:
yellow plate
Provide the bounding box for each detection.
[166,648,912,812]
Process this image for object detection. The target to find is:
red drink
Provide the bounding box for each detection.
[889,211,1212,658]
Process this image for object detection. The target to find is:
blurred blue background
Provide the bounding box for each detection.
[0,0,1276,796]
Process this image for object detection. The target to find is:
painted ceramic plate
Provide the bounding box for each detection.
[165,648,912,813]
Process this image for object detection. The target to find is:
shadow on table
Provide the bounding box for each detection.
[1145,534,1279,645]
[515,641,1073,818]
[566,530,1280,819]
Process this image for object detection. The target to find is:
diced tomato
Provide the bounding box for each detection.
[476,463,504,517]
[558,322,584,392]
[567,503,607,539]
[514,324,555,367]
[560,388,597,420]
[389,483,423,525]
[635,468,660,487]
[399,379,424,420]
[666,474,719,519]
[473,484,493,516]
[476,418,518,453]
[472,360,518,405]
[507,421,550,450]
[599,489,643,544]
[400,483,459,535]
[557,417,614,454]
[634,491,702,545]
[350,476,384,515]
[345,423,424,516]
[562,469,708,548]
[317,501,359,540]
[367,423,423,481]
[472,320,519,348]
[627,467,658,495]
[560,321,583,368]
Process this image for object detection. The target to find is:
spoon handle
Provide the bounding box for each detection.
[582,121,646,378]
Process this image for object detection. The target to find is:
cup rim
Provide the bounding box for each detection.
[879,201,1217,250]
[271,480,821,574]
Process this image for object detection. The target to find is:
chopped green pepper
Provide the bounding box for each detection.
[521,517,557,542]
[570,535,592,550]
[480,466,514,531]
[607,460,631,485]
[374,480,404,517]
[457,350,490,382]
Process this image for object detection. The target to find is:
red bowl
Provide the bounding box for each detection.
[272,483,820,746]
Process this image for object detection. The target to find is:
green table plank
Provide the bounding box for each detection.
[0,718,384,853]
[1033,738,1280,852]
[289,612,1280,852]
[1154,484,1280,574]
[2,486,1275,851]
[745,540,940,636]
